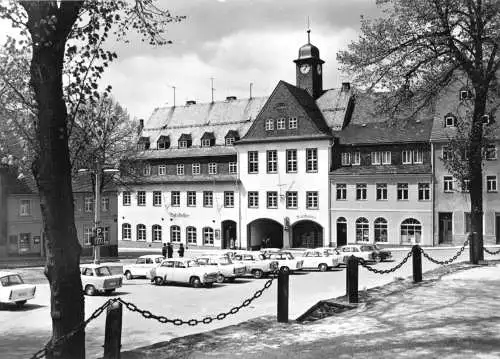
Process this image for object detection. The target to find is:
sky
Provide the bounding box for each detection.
[0,0,379,121]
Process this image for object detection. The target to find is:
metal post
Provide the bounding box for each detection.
[104,301,122,359]
[346,255,358,304]
[469,232,478,265]
[412,245,422,283]
[277,268,289,323]
[94,161,101,264]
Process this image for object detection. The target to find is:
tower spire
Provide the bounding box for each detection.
[307,16,311,44]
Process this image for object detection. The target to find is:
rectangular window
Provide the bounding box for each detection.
[371,152,381,165]
[203,191,213,207]
[306,191,319,209]
[187,191,196,206]
[487,175,497,192]
[122,191,131,206]
[171,191,180,206]
[445,116,457,127]
[229,162,237,174]
[179,140,187,149]
[288,117,298,129]
[84,196,93,212]
[225,137,235,146]
[248,191,259,208]
[176,164,184,176]
[444,176,454,192]
[84,225,94,246]
[352,152,361,166]
[381,151,391,164]
[143,164,151,176]
[418,183,430,201]
[19,199,31,216]
[267,150,277,173]
[265,119,274,131]
[462,179,470,192]
[192,163,200,175]
[286,149,297,173]
[137,191,146,206]
[484,145,497,160]
[413,150,423,164]
[267,191,278,208]
[201,138,211,147]
[336,184,347,200]
[277,118,286,130]
[397,183,409,200]
[442,146,452,161]
[224,191,234,207]
[158,165,166,175]
[402,150,412,164]
[306,148,318,172]
[341,152,351,166]
[376,183,387,201]
[248,151,259,173]
[101,197,110,212]
[286,191,298,209]
[152,191,162,206]
[208,162,217,175]
[356,184,367,200]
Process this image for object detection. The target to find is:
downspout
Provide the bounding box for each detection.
[431,141,435,246]
[237,150,242,249]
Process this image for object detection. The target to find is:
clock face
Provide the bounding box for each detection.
[317,64,322,75]
[300,64,310,74]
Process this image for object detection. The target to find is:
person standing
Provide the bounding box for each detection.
[178,243,185,258]
[162,243,167,258]
[167,243,173,258]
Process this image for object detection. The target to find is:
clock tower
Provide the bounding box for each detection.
[293,29,324,99]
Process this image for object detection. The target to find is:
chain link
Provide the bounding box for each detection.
[421,239,469,265]
[358,250,413,274]
[484,247,500,255]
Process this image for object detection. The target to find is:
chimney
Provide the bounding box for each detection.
[226,96,237,101]
[341,82,351,92]
[186,100,196,106]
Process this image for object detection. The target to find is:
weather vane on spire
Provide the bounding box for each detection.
[307,16,311,43]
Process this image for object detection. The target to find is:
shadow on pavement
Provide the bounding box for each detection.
[0,303,45,311]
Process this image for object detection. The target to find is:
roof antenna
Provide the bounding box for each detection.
[307,16,311,44]
[249,82,253,99]
[210,77,215,103]
[172,85,176,107]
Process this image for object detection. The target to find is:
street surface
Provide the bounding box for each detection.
[0,248,494,359]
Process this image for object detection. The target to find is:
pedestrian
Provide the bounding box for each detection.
[162,243,167,258]
[178,243,185,258]
[167,242,173,258]
[229,237,235,250]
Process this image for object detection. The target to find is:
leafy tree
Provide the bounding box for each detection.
[338,0,500,261]
[0,1,183,358]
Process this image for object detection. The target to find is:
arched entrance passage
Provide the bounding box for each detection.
[221,220,237,249]
[247,219,283,250]
[292,220,323,248]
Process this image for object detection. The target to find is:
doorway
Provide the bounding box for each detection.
[439,212,453,244]
[496,214,500,244]
[336,217,347,247]
[291,221,323,248]
[221,220,237,249]
[247,219,283,250]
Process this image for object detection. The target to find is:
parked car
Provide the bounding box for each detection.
[195,255,247,283]
[80,264,123,296]
[149,258,219,288]
[0,272,36,308]
[337,244,391,263]
[365,244,392,262]
[300,249,341,271]
[232,251,279,279]
[262,251,304,273]
[123,255,164,279]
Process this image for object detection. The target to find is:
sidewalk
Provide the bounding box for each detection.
[121,261,500,359]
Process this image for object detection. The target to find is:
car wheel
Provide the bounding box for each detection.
[85,285,96,296]
[318,263,328,272]
[154,277,164,286]
[15,300,27,308]
[190,276,202,288]
[252,269,264,279]
[105,289,115,295]
[125,271,133,280]
[216,274,225,283]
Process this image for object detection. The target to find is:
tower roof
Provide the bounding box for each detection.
[296,29,320,60]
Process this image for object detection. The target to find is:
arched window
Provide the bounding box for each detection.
[337,217,347,224]
[136,224,146,241]
[186,226,197,245]
[122,223,131,240]
[203,227,214,245]
[152,224,162,242]
[374,218,388,243]
[170,225,181,243]
[355,217,369,242]
[401,218,422,244]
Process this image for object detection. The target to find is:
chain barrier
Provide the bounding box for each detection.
[117,270,278,326]
[484,247,500,255]
[357,250,413,274]
[420,239,469,265]
[29,299,115,359]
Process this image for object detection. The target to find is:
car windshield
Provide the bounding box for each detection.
[95,266,112,276]
[0,274,24,287]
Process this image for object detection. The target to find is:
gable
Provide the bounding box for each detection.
[239,81,331,143]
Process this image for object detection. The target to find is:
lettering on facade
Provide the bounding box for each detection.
[296,214,316,220]
[169,212,190,218]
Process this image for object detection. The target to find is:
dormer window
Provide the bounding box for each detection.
[225,137,235,146]
[137,137,150,150]
[200,132,215,147]
[179,140,187,149]
[201,139,211,147]
[178,134,192,148]
[444,113,457,128]
[157,135,170,150]
[459,88,473,101]
[224,130,239,146]
[265,119,274,131]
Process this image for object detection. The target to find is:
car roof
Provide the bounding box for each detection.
[161,258,193,263]
[139,255,164,259]
[0,271,20,277]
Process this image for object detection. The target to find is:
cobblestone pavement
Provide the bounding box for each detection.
[122,262,500,359]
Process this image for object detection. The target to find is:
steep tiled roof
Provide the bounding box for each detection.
[316,87,353,130]
[337,118,434,145]
[136,146,236,159]
[125,174,239,184]
[331,164,432,176]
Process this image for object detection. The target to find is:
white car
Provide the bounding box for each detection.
[0,272,36,308]
[195,255,247,283]
[80,264,123,296]
[263,251,304,273]
[123,255,164,279]
[301,249,341,272]
[149,258,219,288]
[231,251,279,278]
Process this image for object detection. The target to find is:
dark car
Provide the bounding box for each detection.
[366,244,392,262]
